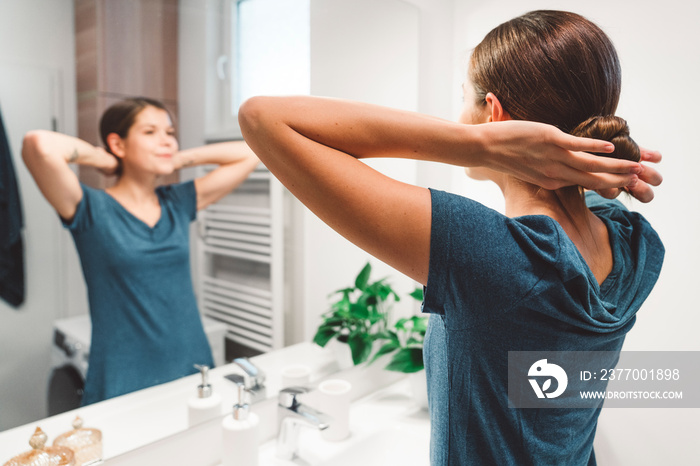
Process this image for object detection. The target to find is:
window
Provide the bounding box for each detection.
[234,0,310,113]
[204,0,310,138]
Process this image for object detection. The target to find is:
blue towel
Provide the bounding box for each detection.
[0,106,25,307]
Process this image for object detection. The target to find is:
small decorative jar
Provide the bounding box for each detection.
[53,416,102,466]
[3,426,75,466]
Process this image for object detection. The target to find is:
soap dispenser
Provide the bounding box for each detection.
[188,364,222,427]
[222,382,259,466]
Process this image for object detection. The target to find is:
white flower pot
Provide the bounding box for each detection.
[328,338,354,371]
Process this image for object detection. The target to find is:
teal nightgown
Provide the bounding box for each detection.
[63,181,214,405]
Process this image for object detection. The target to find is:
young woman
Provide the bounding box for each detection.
[22,97,260,405]
[238,10,664,466]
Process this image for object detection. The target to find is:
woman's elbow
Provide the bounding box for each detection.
[21,130,48,165]
[238,96,272,138]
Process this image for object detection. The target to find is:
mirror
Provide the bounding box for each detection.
[0,0,421,458]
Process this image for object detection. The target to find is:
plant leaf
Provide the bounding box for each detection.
[375,329,399,345]
[385,347,424,373]
[389,330,400,346]
[368,311,386,325]
[321,317,346,328]
[330,288,355,301]
[409,288,424,301]
[350,302,369,319]
[312,326,338,348]
[406,336,422,346]
[348,332,372,365]
[355,262,372,291]
[373,330,393,340]
[367,341,399,365]
[364,295,378,306]
[412,316,428,333]
[394,317,409,330]
[331,298,351,313]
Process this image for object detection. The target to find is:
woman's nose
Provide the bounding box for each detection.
[160,133,176,146]
[165,137,179,151]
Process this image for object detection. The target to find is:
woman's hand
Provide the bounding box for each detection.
[594,148,662,203]
[172,150,195,171]
[479,120,644,192]
[183,141,260,210]
[94,147,119,176]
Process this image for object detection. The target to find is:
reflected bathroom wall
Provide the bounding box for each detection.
[0,0,80,432]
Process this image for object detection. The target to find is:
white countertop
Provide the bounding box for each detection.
[256,377,430,466]
[0,342,336,462]
[1,341,426,465]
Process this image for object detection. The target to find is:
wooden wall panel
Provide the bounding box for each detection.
[74,0,98,95]
[100,0,178,101]
[74,0,179,188]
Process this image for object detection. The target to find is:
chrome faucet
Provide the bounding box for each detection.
[231,357,267,404]
[276,386,332,460]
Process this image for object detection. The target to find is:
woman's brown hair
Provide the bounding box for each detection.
[469,9,640,238]
[469,10,639,164]
[99,97,172,177]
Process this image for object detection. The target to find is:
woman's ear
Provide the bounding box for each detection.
[105,133,125,158]
[484,92,511,122]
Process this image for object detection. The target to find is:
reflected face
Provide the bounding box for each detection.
[120,106,178,176]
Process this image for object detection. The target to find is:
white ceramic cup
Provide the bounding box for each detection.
[317,379,352,441]
[281,364,311,388]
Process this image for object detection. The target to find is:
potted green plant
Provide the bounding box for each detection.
[312,262,400,365]
[368,288,427,373]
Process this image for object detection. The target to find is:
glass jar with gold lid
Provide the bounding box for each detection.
[53,416,102,466]
[3,427,75,466]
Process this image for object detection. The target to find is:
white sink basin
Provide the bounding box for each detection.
[258,379,430,466]
[316,425,428,466]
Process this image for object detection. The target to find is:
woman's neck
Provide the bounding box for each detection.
[500,176,578,218]
[500,177,613,284]
[105,174,163,227]
[106,173,159,205]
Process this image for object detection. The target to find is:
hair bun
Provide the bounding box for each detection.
[571,115,640,162]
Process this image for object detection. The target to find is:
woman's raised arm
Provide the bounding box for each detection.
[174,141,260,211]
[22,130,117,221]
[238,96,642,284]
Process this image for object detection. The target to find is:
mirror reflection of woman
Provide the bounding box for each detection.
[22,97,259,405]
[239,10,664,465]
